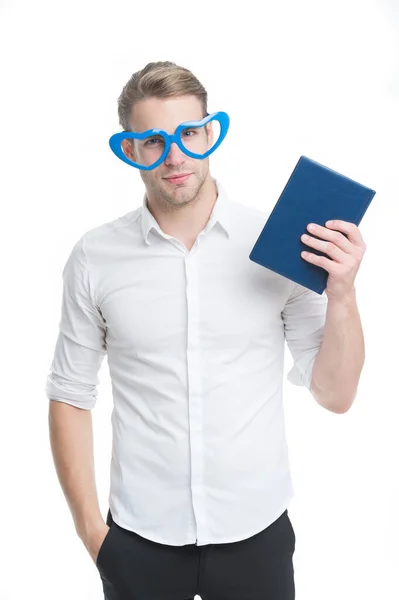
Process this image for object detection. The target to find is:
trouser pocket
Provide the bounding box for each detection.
[96,509,116,570]
[285,511,296,551]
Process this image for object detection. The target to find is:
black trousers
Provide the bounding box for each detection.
[96,508,296,600]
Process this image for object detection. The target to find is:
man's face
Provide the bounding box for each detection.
[123,95,214,208]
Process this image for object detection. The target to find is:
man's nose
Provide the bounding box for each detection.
[164,141,186,166]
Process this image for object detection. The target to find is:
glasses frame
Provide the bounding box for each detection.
[108,111,230,170]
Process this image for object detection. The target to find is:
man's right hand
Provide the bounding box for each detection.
[81,522,111,565]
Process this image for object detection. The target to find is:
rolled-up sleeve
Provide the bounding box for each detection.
[45,236,107,410]
[282,281,328,390]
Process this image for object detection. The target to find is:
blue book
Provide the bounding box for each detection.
[249,156,376,295]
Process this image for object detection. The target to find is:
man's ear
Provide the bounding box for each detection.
[206,122,214,148]
[121,138,135,161]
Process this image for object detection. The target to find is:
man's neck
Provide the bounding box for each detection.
[146,176,218,250]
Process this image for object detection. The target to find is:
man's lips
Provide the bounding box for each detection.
[164,173,192,184]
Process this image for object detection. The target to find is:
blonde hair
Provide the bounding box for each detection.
[117,61,208,131]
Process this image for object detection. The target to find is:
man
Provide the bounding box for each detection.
[46,61,366,600]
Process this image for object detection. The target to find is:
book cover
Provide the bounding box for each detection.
[249,156,376,294]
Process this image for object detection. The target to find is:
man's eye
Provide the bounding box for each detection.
[145,137,163,146]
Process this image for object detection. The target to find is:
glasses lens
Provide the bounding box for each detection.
[121,133,166,168]
[179,120,221,157]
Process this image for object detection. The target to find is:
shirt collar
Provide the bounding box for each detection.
[140,178,231,245]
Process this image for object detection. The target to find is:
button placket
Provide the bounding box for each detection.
[185,252,207,545]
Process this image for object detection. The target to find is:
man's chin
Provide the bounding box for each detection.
[166,194,194,207]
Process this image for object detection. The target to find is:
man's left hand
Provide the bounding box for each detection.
[300,220,367,301]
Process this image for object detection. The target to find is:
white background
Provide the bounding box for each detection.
[1,0,398,598]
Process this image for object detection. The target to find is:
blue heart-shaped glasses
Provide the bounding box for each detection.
[109,111,230,170]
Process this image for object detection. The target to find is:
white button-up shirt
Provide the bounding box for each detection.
[45,178,328,546]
